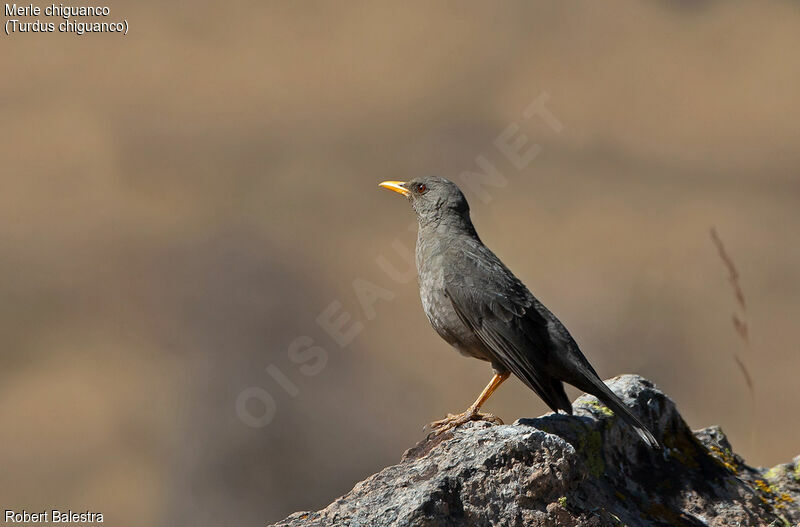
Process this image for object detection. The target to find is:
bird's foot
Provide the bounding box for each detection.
[426,408,503,437]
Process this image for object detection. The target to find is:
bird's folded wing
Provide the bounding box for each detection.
[444,282,573,414]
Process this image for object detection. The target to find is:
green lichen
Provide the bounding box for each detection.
[543,416,607,478]
[580,429,605,477]
[764,465,785,481]
[580,398,615,418]
[557,496,567,508]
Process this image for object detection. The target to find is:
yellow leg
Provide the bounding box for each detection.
[428,372,510,435]
[468,372,510,412]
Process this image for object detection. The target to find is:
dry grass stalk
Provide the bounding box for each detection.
[710,227,754,397]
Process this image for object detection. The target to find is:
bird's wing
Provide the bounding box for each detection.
[444,244,661,448]
[443,247,573,414]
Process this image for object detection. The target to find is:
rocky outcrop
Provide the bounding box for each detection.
[270,375,799,526]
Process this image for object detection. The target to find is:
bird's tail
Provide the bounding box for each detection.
[584,379,661,450]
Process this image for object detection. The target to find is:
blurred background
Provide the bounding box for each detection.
[2,1,799,525]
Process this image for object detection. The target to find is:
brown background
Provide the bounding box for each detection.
[1,2,798,525]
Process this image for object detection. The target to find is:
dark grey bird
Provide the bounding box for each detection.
[379,176,660,449]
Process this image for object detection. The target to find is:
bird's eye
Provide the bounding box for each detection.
[416,183,428,194]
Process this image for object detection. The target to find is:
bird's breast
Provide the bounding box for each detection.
[416,238,491,362]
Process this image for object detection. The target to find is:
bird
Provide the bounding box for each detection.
[378,176,660,449]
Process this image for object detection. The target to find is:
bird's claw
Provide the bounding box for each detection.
[425,409,504,437]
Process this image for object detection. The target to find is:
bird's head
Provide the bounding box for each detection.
[378,176,471,226]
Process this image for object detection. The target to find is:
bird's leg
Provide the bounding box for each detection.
[427,372,510,435]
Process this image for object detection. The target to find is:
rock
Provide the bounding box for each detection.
[269,375,799,527]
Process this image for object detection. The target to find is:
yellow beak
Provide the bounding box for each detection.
[378,181,410,197]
